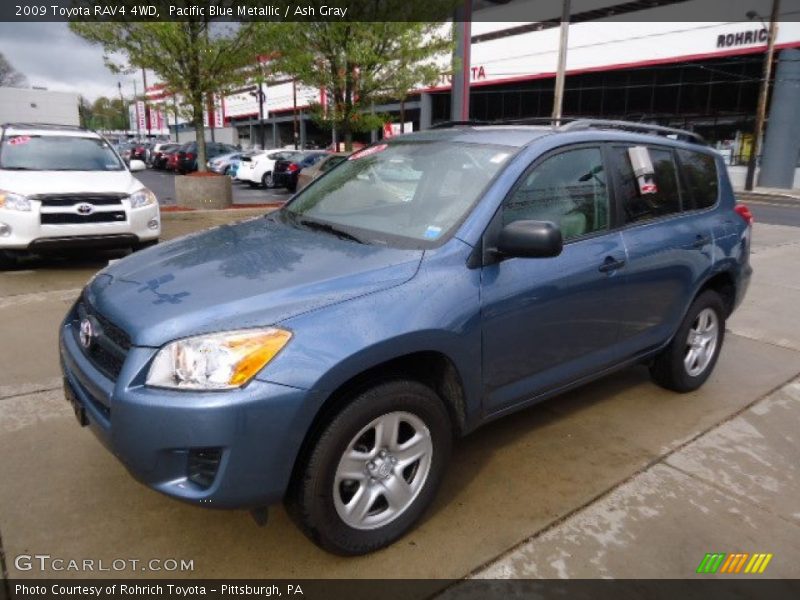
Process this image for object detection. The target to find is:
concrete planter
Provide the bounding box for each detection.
[175,174,233,209]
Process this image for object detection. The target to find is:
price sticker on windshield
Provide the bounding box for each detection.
[348,144,388,160]
[8,136,31,146]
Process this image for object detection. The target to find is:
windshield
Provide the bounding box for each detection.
[0,135,125,171]
[282,141,513,248]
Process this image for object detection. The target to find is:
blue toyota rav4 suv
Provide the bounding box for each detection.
[60,120,752,554]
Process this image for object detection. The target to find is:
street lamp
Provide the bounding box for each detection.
[745,0,781,191]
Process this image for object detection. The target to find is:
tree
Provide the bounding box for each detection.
[0,53,27,88]
[71,16,261,171]
[80,96,129,131]
[259,18,452,150]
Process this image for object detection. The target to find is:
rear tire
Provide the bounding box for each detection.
[286,380,452,555]
[650,290,725,393]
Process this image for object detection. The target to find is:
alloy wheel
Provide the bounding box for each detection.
[333,411,433,530]
[684,307,719,377]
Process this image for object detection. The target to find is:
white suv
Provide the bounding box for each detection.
[0,123,160,267]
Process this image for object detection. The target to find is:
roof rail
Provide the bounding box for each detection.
[560,119,706,145]
[429,120,489,129]
[2,122,88,131]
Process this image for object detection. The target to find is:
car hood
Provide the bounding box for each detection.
[0,170,141,196]
[85,215,423,347]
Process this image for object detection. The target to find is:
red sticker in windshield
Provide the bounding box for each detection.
[348,144,387,160]
[8,136,31,145]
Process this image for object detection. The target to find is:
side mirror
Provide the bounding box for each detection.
[496,220,563,259]
[129,159,146,172]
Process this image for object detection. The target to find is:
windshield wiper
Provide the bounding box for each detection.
[0,166,34,170]
[297,217,365,244]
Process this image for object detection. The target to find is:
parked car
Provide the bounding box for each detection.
[0,123,160,267]
[150,143,179,169]
[208,151,241,175]
[165,147,181,172]
[296,152,348,192]
[116,142,133,165]
[273,151,330,192]
[238,149,299,188]
[59,121,751,555]
[228,154,242,179]
[174,142,238,174]
[130,141,152,163]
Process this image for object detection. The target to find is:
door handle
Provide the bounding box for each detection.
[692,234,711,249]
[598,257,626,273]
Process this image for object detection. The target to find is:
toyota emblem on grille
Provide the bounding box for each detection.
[76,203,94,215]
[79,318,94,349]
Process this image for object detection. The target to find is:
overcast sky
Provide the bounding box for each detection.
[0,22,146,101]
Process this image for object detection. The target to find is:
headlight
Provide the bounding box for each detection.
[0,190,32,211]
[146,328,292,390]
[128,188,157,209]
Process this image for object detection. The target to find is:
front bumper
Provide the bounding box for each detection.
[0,204,160,251]
[59,313,311,509]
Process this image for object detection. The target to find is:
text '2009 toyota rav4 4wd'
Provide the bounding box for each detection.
[60,120,752,555]
[0,123,160,267]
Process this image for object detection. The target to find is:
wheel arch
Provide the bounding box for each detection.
[695,269,737,317]
[286,350,469,498]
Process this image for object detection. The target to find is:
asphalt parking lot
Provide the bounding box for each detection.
[135,168,293,207]
[1,206,799,584]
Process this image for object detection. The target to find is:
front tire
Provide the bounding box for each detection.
[650,290,726,393]
[0,250,20,270]
[261,172,274,189]
[287,380,452,555]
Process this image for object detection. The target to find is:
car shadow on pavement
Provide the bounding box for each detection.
[427,366,653,527]
[9,249,131,272]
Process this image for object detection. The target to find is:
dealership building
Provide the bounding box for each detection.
[149,0,800,187]
[0,87,80,126]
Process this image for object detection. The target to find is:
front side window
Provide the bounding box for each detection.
[0,135,124,171]
[283,141,514,248]
[612,146,681,223]
[677,149,719,210]
[503,147,609,241]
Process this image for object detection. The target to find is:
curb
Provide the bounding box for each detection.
[736,191,800,206]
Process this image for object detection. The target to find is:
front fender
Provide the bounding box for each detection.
[256,243,484,429]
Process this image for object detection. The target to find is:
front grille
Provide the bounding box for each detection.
[74,298,131,380]
[35,193,126,207]
[187,448,223,489]
[42,211,126,225]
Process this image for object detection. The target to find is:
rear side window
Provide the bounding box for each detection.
[677,149,719,210]
[612,146,681,224]
[503,147,610,241]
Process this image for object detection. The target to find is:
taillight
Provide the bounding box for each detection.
[735,204,754,225]
[186,152,195,160]
[288,163,299,173]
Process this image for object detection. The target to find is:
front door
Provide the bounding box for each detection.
[480,145,629,414]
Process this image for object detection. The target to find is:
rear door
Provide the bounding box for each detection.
[610,144,715,355]
[480,145,630,414]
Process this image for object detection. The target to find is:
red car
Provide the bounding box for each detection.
[165,148,181,172]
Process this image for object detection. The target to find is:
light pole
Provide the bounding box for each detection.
[745,0,781,191]
[117,81,127,133]
[450,0,472,121]
[552,0,571,125]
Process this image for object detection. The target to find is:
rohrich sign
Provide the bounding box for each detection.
[717,28,768,49]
